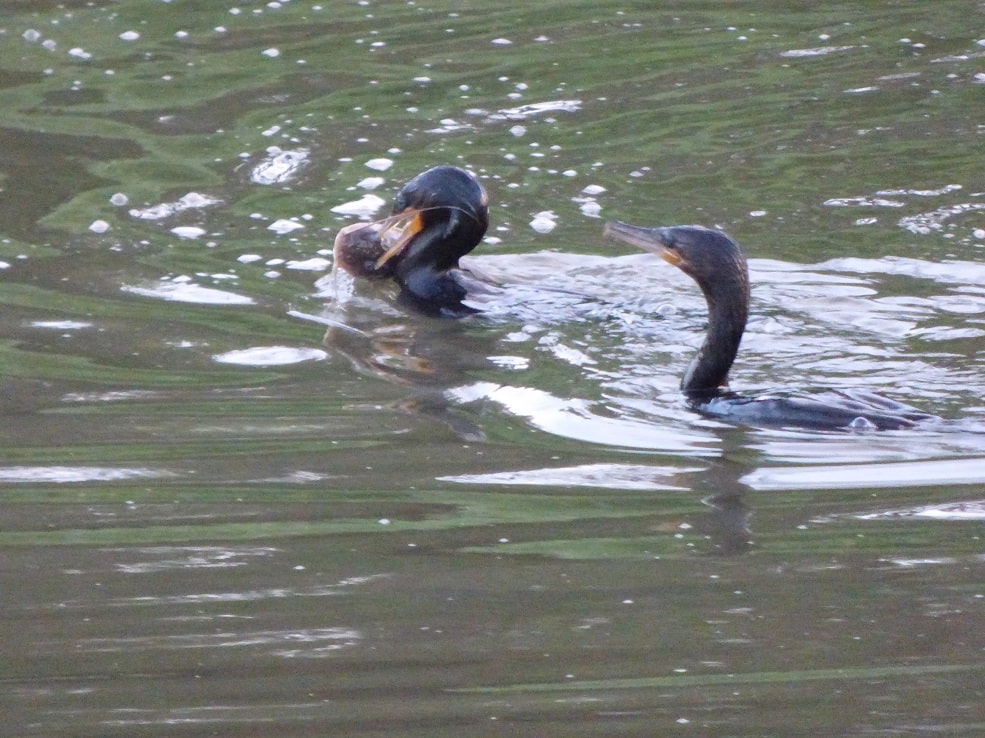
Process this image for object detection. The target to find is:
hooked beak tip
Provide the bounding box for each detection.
[374,208,425,269]
[604,221,673,258]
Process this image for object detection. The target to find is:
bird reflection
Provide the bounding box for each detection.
[698,492,753,556]
[320,314,502,442]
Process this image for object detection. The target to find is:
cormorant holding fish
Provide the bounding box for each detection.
[333,165,491,318]
[604,221,939,431]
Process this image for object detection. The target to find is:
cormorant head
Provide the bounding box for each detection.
[376,166,489,274]
[604,222,748,299]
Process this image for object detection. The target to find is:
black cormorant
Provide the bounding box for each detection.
[604,221,938,430]
[333,165,490,318]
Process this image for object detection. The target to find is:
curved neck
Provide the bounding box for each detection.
[392,226,473,317]
[394,229,454,276]
[395,207,485,277]
[681,267,749,395]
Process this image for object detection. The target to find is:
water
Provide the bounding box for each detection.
[2,2,985,735]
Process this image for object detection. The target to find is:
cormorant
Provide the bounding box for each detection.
[604,221,938,430]
[333,165,490,318]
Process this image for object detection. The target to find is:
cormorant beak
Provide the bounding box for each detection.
[372,207,426,269]
[603,221,681,266]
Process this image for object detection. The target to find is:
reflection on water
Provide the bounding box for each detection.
[3,2,985,736]
[121,279,257,304]
[440,463,700,491]
[0,466,174,483]
[448,381,720,454]
[65,627,362,656]
[856,499,985,521]
[213,346,329,366]
[744,455,985,491]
